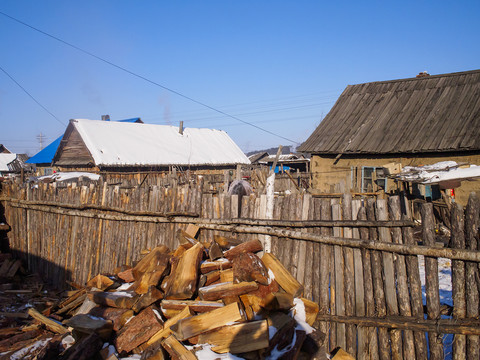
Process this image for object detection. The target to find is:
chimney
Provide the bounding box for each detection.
[416,71,430,78]
[101,115,110,121]
[179,121,184,135]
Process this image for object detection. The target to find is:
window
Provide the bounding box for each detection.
[361,166,387,192]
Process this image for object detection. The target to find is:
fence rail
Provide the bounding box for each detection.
[1,179,479,359]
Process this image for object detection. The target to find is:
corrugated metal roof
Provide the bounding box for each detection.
[62,119,250,167]
[0,154,17,172]
[298,69,480,154]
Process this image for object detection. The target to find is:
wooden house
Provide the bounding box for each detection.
[298,69,480,205]
[0,145,11,154]
[26,117,143,176]
[52,119,250,178]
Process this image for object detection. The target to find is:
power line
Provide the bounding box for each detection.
[0,11,299,144]
[0,64,65,126]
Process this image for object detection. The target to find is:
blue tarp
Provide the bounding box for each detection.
[26,135,62,164]
[26,117,142,164]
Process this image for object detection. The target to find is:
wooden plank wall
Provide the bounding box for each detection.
[1,181,480,359]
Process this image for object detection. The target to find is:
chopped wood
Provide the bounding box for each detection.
[262,252,304,297]
[214,234,243,249]
[198,320,269,354]
[331,347,355,360]
[200,258,232,274]
[132,286,164,313]
[185,224,200,238]
[146,306,194,346]
[232,252,269,285]
[117,268,135,283]
[0,311,29,319]
[198,281,258,301]
[88,290,139,309]
[223,239,263,260]
[208,241,223,260]
[161,335,197,360]
[27,308,69,334]
[64,314,113,339]
[161,299,224,313]
[86,274,115,290]
[140,343,166,360]
[220,268,234,283]
[56,294,87,315]
[176,229,197,248]
[261,292,294,311]
[58,289,87,308]
[171,302,244,341]
[132,245,170,280]
[199,270,221,287]
[0,328,43,352]
[88,307,134,331]
[240,294,264,313]
[5,259,22,278]
[300,297,319,326]
[114,306,164,354]
[60,332,104,360]
[164,243,204,299]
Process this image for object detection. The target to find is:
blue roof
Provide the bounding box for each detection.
[26,117,142,164]
[26,135,62,164]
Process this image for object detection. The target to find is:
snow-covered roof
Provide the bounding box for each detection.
[65,119,250,167]
[0,153,17,172]
[393,161,480,184]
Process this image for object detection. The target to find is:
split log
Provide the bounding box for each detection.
[223,239,263,260]
[146,306,194,346]
[86,274,114,291]
[177,229,197,248]
[132,245,170,279]
[115,306,164,354]
[198,320,269,354]
[200,258,232,274]
[160,299,224,313]
[164,242,204,300]
[199,270,221,287]
[299,298,319,326]
[27,308,69,334]
[117,268,135,283]
[161,335,197,360]
[208,241,223,261]
[232,252,269,285]
[132,286,164,313]
[219,269,233,283]
[56,294,87,315]
[140,343,166,360]
[64,314,113,340]
[214,234,243,249]
[261,292,294,311]
[261,253,303,297]
[88,290,139,309]
[198,281,258,301]
[0,328,43,352]
[60,332,104,360]
[171,302,244,341]
[185,224,200,238]
[88,307,133,331]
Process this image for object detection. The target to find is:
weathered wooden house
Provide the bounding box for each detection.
[298,69,480,204]
[0,153,28,177]
[52,119,250,178]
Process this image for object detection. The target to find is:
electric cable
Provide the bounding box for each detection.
[0,64,65,126]
[0,11,301,144]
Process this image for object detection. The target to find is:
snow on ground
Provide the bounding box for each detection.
[418,255,453,359]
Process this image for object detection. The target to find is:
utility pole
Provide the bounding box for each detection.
[36,133,46,151]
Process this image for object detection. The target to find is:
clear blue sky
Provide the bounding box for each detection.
[0,1,479,155]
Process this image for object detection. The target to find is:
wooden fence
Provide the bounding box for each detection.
[1,179,480,359]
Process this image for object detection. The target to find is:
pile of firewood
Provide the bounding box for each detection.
[0,227,332,360]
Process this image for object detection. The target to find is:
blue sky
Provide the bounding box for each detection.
[0,1,479,155]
